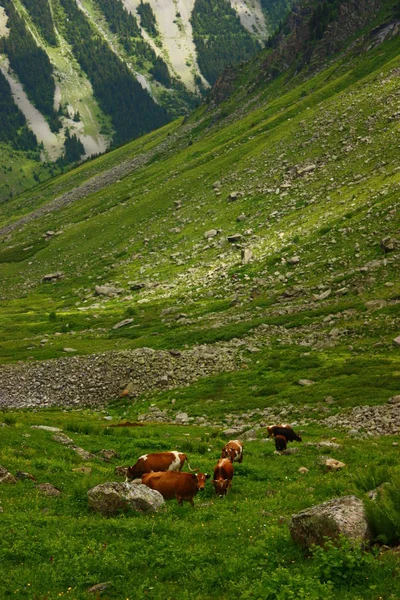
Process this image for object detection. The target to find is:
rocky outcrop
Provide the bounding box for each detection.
[0,465,17,484]
[321,398,400,436]
[88,482,165,515]
[0,344,238,409]
[289,495,372,548]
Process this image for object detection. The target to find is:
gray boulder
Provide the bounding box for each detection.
[289,495,372,548]
[88,482,165,515]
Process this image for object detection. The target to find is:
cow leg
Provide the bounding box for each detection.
[189,498,195,507]
[176,494,183,506]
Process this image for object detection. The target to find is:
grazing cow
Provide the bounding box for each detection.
[267,425,302,443]
[142,471,210,506]
[221,440,243,463]
[274,434,287,452]
[126,451,194,481]
[212,458,234,497]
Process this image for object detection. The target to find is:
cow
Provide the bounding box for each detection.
[212,458,234,497]
[126,451,194,481]
[274,434,287,452]
[221,440,243,463]
[267,425,302,443]
[142,471,210,506]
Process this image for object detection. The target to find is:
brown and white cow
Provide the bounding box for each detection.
[212,458,234,497]
[221,440,243,463]
[267,425,302,443]
[126,451,194,481]
[142,471,210,506]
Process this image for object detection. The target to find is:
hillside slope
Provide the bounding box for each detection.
[0,0,398,411]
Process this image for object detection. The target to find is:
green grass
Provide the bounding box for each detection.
[0,413,400,599]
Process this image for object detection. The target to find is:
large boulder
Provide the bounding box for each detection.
[289,495,372,548]
[88,482,165,516]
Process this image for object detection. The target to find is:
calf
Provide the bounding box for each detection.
[274,434,287,452]
[142,471,210,506]
[221,440,243,463]
[212,458,234,497]
[267,425,302,443]
[126,451,193,481]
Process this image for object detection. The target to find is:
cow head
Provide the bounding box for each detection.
[194,472,210,491]
[212,478,231,497]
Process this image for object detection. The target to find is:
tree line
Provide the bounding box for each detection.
[191,0,260,85]
[0,0,60,131]
[20,0,57,46]
[0,69,38,152]
[60,0,168,145]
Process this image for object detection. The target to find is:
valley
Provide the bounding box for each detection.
[0,1,399,599]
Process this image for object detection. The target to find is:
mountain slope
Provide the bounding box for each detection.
[0,0,398,397]
[0,0,294,200]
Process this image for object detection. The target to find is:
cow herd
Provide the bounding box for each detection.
[123,426,302,506]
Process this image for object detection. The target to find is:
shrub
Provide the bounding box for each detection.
[365,474,400,545]
[311,536,375,587]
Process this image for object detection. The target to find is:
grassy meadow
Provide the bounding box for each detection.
[1,411,400,600]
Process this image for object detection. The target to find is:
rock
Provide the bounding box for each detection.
[298,379,315,386]
[87,482,165,515]
[31,425,62,432]
[227,191,240,202]
[281,448,300,455]
[237,214,246,222]
[129,282,146,290]
[95,285,124,297]
[316,441,342,450]
[313,289,332,301]
[227,234,243,243]
[112,318,134,330]
[241,428,257,441]
[204,229,218,239]
[387,395,400,405]
[63,348,77,353]
[88,582,112,595]
[74,447,97,461]
[52,433,74,444]
[365,299,387,310]
[175,412,189,424]
[287,256,300,265]
[392,336,400,347]
[299,467,309,474]
[42,272,63,282]
[380,236,400,253]
[98,449,120,461]
[223,426,248,437]
[241,248,253,265]
[321,458,346,471]
[16,471,37,481]
[0,471,17,484]
[296,164,316,176]
[35,483,61,496]
[290,496,371,548]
